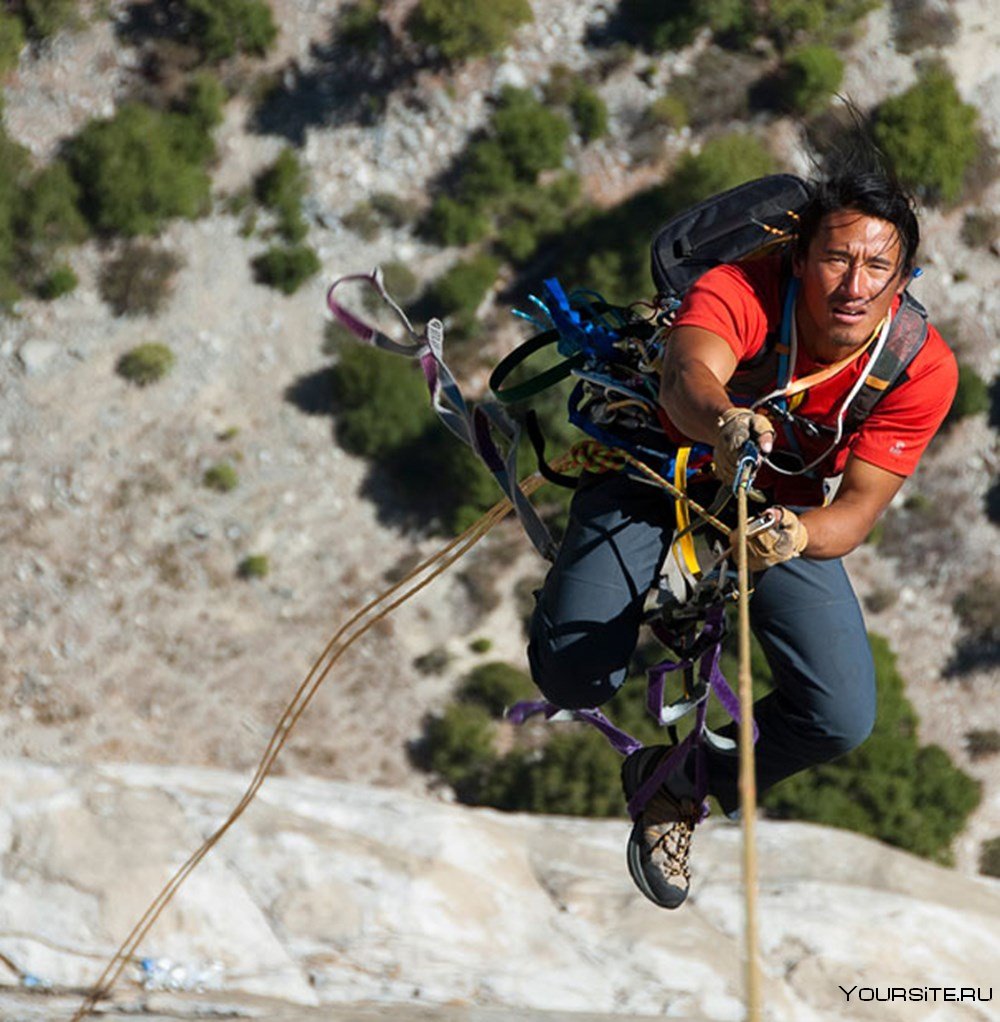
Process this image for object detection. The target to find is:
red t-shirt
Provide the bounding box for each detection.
[665,255,958,506]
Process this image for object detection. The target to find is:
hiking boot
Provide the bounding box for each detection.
[621,745,701,909]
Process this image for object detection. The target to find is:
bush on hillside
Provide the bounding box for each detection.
[255,148,308,242]
[780,44,844,114]
[570,83,609,143]
[17,161,89,251]
[18,0,79,40]
[335,0,384,51]
[495,173,582,261]
[203,461,240,492]
[491,86,572,182]
[458,662,536,716]
[953,574,1000,648]
[0,123,32,302]
[99,243,184,317]
[617,0,876,53]
[873,63,980,204]
[423,253,500,333]
[178,0,277,61]
[891,0,959,53]
[405,0,533,64]
[966,729,1000,761]
[946,363,990,423]
[979,837,1000,879]
[330,342,434,458]
[960,210,1000,250]
[237,553,270,579]
[116,343,176,386]
[0,13,25,74]
[36,263,77,300]
[251,243,320,294]
[67,104,213,235]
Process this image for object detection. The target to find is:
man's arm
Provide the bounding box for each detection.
[659,325,739,444]
[798,456,906,559]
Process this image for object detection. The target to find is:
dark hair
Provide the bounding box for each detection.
[796,111,920,275]
[795,172,920,275]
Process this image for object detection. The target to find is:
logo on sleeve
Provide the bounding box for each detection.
[889,439,907,457]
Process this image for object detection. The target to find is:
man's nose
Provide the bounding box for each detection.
[838,262,865,296]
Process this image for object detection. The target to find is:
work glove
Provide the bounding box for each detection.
[746,507,808,572]
[713,408,775,487]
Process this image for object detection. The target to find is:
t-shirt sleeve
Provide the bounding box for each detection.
[670,262,773,361]
[849,326,958,476]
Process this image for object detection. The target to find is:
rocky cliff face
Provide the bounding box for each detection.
[1,762,999,1021]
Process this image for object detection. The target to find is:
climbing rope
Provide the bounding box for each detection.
[71,442,762,1020]
[70,476,547,1021]
[736,483,762,1022]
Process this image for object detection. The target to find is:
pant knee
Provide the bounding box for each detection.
[527,604,625,710]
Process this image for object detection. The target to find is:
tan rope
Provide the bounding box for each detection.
[70,478,549,1021]
[71,443,743,1021]
[736,486,762,1021]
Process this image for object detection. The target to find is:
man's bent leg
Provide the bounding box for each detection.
[528,472,674,710]
[705,556,876,814]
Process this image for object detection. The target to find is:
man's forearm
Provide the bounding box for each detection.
[659,358,733,444]
[798,501,880,559]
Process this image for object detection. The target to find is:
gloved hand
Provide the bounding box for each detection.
[713,407,775,487]
[746,507,808,571]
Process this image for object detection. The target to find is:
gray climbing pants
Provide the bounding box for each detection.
[527,471,876,815]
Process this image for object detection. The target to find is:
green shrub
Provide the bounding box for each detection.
[423,701,497,792]
[386,421,500,534]
[203,461,240,492]
[369,191,412,229]
[947,362,990,422]
[570,84,609,142]
[36,263,78,300]
[458,662,535,716]
[873,63,979,204]
[763,634,980,863]
[237,553,270,579]
[668,133,777,210]
[116,343,176,386]
[255,148,308,243]
[469,637,493,654]
[424,195,491,246]
[781,44,843,114]
[492,87,571,182]
[669,47,758,127]
[979,836,1000,879]
[0,13,25,74]
[644,94,688,131]
[20,0,79,40]
[341,201,381,241]
[406,0,533,64]
[17,161,89,250]
[618,0,711,51]
[960,209,1000,250]
[495,173,581,262]
[966,729,1000,761]
[67,104,213,235]
[179,0,277,61]
[251,243,320,294]
[863,586,899,613]
[458,139,518,206]
[953,573,1000,646]
[374,261,419,306]
[100,243,184,317]
[179,72,227,138]
[424,253,499,329]
[330,342,434,457]
[336,0,383,50]
[892,0,959,53]
[414,647,454,675]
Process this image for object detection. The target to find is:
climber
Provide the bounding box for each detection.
[526,165,958,909]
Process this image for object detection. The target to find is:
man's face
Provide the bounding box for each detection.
[793,209,907,361]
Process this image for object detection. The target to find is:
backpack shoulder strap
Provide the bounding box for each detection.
[843,290,929,434]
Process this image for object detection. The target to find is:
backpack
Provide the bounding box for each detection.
[491,173,928,489]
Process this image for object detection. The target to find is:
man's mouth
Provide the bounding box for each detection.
[830,305,866,324]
